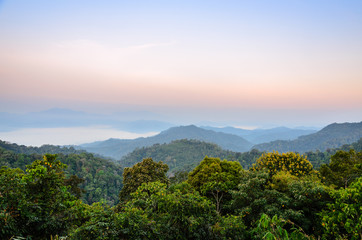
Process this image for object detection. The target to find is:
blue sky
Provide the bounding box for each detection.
[0,0,361,145]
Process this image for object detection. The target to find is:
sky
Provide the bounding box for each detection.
[0,0,362,145]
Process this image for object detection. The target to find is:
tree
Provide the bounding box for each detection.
[118,181,217,240]
[169,170,189,185]
[250,214,310,240]
[252,151,314,177]
[0,154,86,239]
[119,158,169,201]
[64,174,86,198]
[0,166,25,238]
[68,202,118,240]
[187,156,242,213]
[319,149,362,188]
[212,214,248,240]
[20,154,79,239]
[231,170,331,235]
[321,177,362,239]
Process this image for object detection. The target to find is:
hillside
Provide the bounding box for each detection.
[120,139,263,173]
[79,125,253,159]
[201,126,317,144]
[121,138,362,174]
[0,140,123,205]
[120,139,232,173]
[304,138,362,169]
[253,122,362,153]
[0,140,86,155]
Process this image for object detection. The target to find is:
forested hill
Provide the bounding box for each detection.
[79,125,253,159]
[121,138,362,174]
[120,139,263,172]
[253,122,362,153]
[0,140,123,205]
[0,140,86,155]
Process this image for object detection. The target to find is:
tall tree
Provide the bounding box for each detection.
[119,158,169,201]
[187,156,242,213]
[231,170,331,234]
[21,154,78,239]
[252,151,314,177]
[319,150,362,188]
[0,166,25,238]
[1,154,84,239]
[321,177,362,240]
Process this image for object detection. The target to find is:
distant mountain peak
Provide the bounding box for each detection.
[253,121,362,153]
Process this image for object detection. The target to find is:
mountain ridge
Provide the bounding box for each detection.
[253,121,362,153]
[79,125,253,159]
[201,126,317,144]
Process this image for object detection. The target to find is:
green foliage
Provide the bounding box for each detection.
[253,151,314,177]
[75,181,218,240]
[320,177,362,240]
[188,156,243,213]
[2,138,362,239]
[121,181,217,239]
[0,143,123,205]
[292,138,362,169]
[231,170,331,235]
[251,214,310,240]
[340,137,362,152]
[319,149,362,189]
[212,214,248,240]
[169,170,189,185]
[0,154,86,239]
[0,140,85,155]
[304,150,333,169]
[0,166,25,238]
[119,158,169,201]
[233,148,264,170]
[120,139,233,173]
[64,174,86,199]
[20,154,78,239]
[69,202,118,240]
[60,152,123,205]
[120,139,261,173]
[115,206,156,240]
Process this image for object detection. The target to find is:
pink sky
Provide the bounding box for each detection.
[0,0,362,128]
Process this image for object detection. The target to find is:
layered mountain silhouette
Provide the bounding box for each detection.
[79,125,253,159]
[253,122,362,153]
[78,122,362,159]
[201,126,317,144]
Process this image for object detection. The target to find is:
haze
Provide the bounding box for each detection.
[0,0,361,145]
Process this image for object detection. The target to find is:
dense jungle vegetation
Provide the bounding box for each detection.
[0,141,123,205]
[1,139,362,239]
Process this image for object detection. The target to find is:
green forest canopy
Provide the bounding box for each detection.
[1,138,361,239]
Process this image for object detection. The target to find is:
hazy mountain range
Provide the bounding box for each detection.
[201,126,317,144]
[1,108,361,159]
[78,122,362,160]
[1,121,361,174]
[253,122,362,153]
[78,125,253,159]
